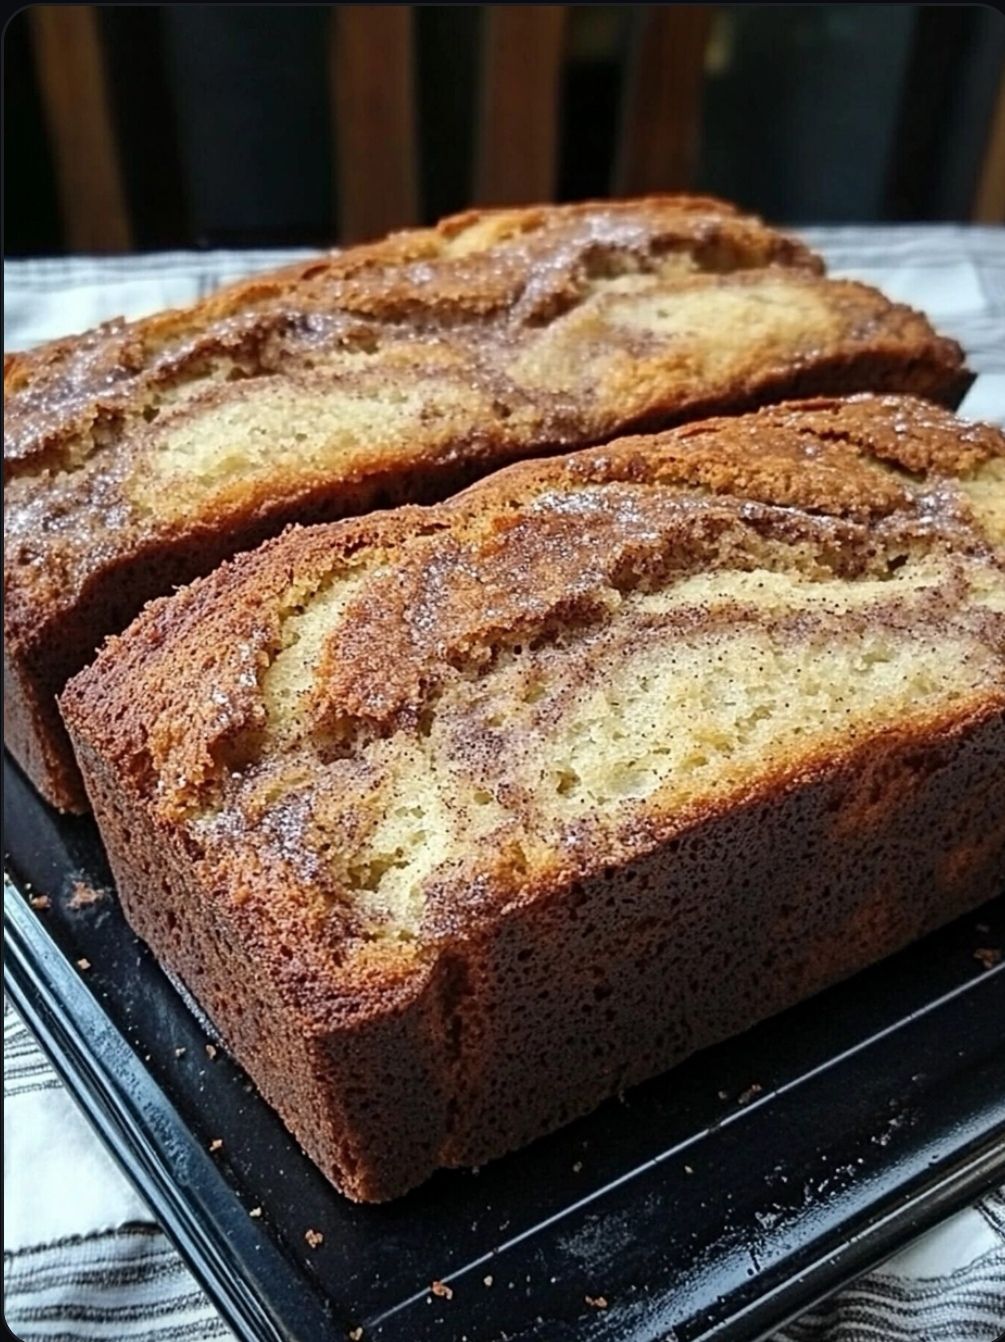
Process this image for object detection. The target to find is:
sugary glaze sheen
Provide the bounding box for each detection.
[5,196,971,809]
[62,395,1005,1199]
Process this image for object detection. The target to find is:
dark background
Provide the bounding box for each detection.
[5,3,1005,256]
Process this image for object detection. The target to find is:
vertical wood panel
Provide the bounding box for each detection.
[973,67,1005,223]
[28,5,133,252]
[614,5,713,196]
[476,6,567,206]
[330,5,418,244]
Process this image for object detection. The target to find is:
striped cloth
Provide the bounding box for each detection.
[5,1227,231,1342]
[4,225,1005,1341]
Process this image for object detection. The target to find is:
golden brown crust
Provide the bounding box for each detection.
[61,394,1005,1199]
[4,196,970,809]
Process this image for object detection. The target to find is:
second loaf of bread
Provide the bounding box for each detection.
[61,393,1005,1201]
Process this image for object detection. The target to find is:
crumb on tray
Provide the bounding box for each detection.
[430,1280,453,1300]
[68,879,107,909]
[305,1228,324,1249]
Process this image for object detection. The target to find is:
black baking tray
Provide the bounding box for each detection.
[4,749,1005,1342]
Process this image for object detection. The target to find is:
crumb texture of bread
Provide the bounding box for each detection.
[61,394,1005,1201]
[5,196,970,810]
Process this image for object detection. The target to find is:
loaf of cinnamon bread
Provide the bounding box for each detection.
[61,393,1005,1201]
[5,196,971,809]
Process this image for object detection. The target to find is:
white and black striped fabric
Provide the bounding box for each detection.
[4,1002,230,1342]
[5,1225,231,1342]
[4,225,1005,1340]
[776,1217,1005,1342]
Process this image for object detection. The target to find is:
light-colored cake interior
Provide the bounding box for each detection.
[177,410,1003,947]
[133,379,481,509]
[512,277,843,392]
[960,456,1005,543]
[128,271,848,521]
[240,553,999,939]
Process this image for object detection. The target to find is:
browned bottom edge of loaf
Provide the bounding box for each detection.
[71,700,1003,1202]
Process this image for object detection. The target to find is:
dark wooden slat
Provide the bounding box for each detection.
[28,5,133,252]
[884,7,975,221]
[330,5,418,244]
[614,5,714,196]
[973,66,1005,223]
[476,6,567,206]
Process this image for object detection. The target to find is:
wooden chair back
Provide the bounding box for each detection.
[28,4,1003,252]
[28,4,716,251]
